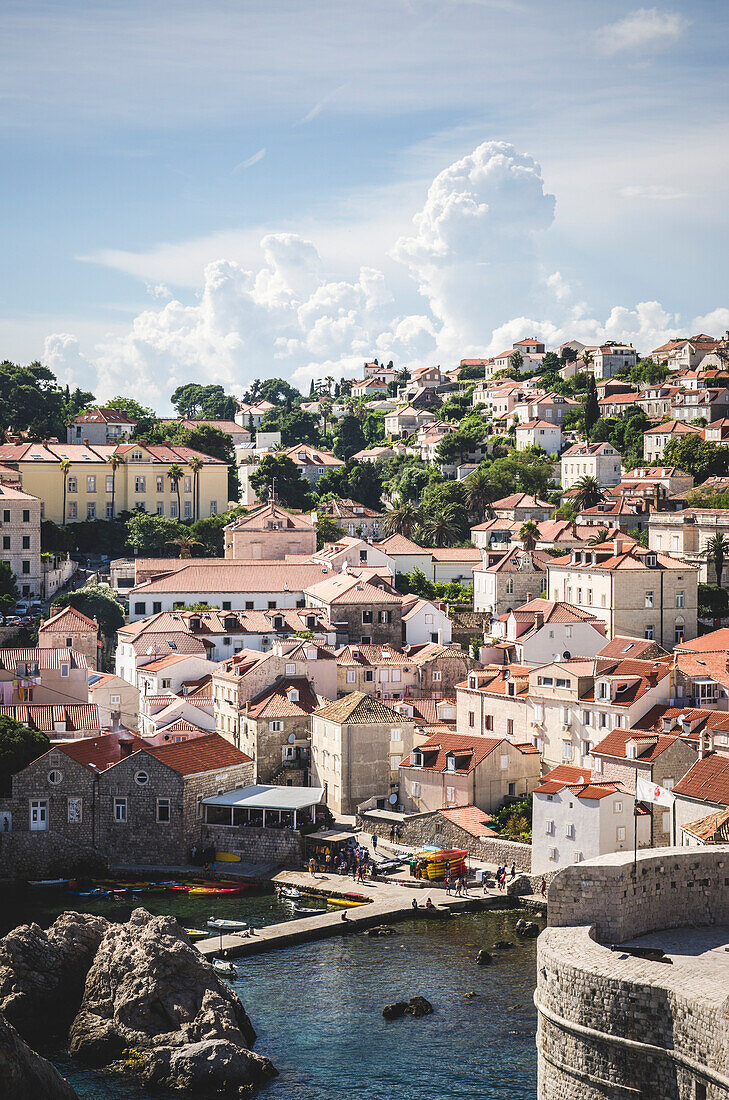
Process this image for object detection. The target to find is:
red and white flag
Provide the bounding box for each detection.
[636,775,674,807]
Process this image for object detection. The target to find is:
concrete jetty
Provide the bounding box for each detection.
[196,869,521,959]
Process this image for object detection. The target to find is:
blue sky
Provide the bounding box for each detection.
[1,0,727,409]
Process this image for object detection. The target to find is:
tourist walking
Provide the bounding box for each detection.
[389,825,395,843]
[445,872,452,896]
[372,833,378,853]
[510,862,516,880]
[540,877,546,897]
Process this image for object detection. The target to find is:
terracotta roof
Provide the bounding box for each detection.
[0,647,87,670]
[597,636,666,659]
[140,733,252,776]
[482,547,550,574]
[315,691,411,725]
[675,629,729,654]
[591,730,687,763]
[336,644,412,666]
[374,534,428,555]
[1,703,103,734]
[54,730,148,770]
[224,503,314,532]
[73,408,136,425]
[439,805,499,838]
[673,753,729,807]
[130,562,333,595]
[430,548,481,561]
[283,445,344,467]
[507,598,603,626]
[561,442,618,456]
[245,678,323,719]
[681,808,729,843]
[401,732,504,774]
[304,573,401,605]
[643,420,702,436]
[540,764,593,784]
[41,605,98,632]
[491,493,551,509]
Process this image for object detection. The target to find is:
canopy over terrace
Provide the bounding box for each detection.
[202,785,324,829]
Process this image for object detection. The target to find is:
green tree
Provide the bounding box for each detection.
[541,352,560,372]
[0,716,49,795]
[572,475,604,511]
[106,453,124,521]
[519,520,540,550]
[126,512,183,554]
[166,532,204,558]
[383,502,425,539]
[436,427,484,466]
[420,503,469,547]
[703,533,729,587]
[247,378,302,406]
[51,584,125,640]
[663,435,729,482]
[60,459,71,526]
[262,408,322,446]
[362,412,385,445]
[464,466,495,518]
[103,397,158,437]
[315,513,346,550]
[166,463,184,521]
[249,455,313,510]
[509,350,524,373]
[584,376,600,439]
[189,506,245,556]
[333,415,366,460]
[560,346,578,365]
[188,455,203,521]
[0,562,19,619]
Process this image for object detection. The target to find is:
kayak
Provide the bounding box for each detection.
[207,917,248,932]
[327,897,367,908]
[185,928,209,940]
[28,878,68,887]
[188,886,244,896]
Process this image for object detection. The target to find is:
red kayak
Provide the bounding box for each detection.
[188,885,244,895]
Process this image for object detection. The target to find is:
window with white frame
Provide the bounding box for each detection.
[616,826,626,841]
[157,798,171,823]
[114,798,127,823]
[269,720,283,732]
[565,823,574,838]
[432,670,442,682]
[346,669,356,683]
[446,785,455,802]
[545,819,554,835]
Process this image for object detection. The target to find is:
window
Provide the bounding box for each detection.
[156,501,164,515]
[68,503,77,519]
[245,600,254,610]
[573,851,583,863]
[468,711,475,728]
[379,610,392,624]
[184,501,192,519]
[114,798,127,823]
[562,743,573,761]
[170,501,178,518]
[616,826,626,842]
[565,823,574,838]
[48,769,63,784]
[105,474,114,493]
[1,536,8,550]
[134,602,146,615]
[135,476,146,493]
[613,800,623,813]
[67,476,77,493]
[184,476,192,493]
[110,694,120,706]
[134,770,149,786]
[645,590,654,609]
[156,798,171,823]
[22,535,30,549]
[106,503,114,519]
[67,797,82,823]
[86,503,96,520]
[507,719,514,737]
[508,782,516,796]
[21,559,30,573]
[485,715,493,731]
[538,676,553,686]
[60,663,69,678]
[645,625,655,640]
[285,662,297,675]
[391,669,401,683]
[153,601,162,614]
[446,785,455,803]
[676,591,684,608]
[500,754,509,770]
[210,501,217,514]
[545,819,554,835]
[1,509,8,523]
[30,799,48,831]
[432,670,442,682]
[391,728,402,742]
[346,669,356,683]
[362,610,373,624]
[506,578,514,595]
[222,601,231,610]
[156,475,164,492]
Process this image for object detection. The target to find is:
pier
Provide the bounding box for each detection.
[196,869,542,958]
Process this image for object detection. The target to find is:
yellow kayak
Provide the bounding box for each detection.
[327,897,368,908]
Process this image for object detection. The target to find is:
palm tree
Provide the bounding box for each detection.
[187,456,203,521]
[167,462,184,522]
[383,502,424,539]
[464,467,494,519]
[572,475,604,512]
[587,527,609,545]
[518,520,539,550]
[421,505,467,547]
[166,533,203,559]
[106,452,124,521]
[60,459,71,525]
[703,533,729,586]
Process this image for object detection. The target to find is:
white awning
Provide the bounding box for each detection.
[202,785,323,812]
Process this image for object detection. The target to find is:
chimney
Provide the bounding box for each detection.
[533,611,544,630]
[437,628,444,645]
[119,737,135,758]
[613,536,624,555]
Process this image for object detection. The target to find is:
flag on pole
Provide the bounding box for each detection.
[636,774,674,807]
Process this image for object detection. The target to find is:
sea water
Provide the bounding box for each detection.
[3,892,538,1098]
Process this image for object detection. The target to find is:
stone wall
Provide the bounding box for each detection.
[536,846,729,1100]
[357,809,533,871]
[0,830,107,881]
[201,824,303,867]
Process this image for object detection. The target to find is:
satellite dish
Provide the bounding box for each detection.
[388,793,398,805]
[288,733,296,744]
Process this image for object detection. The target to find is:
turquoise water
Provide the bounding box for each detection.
[57,907,538,1099]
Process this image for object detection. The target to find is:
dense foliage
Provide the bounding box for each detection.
[0,717,50,795]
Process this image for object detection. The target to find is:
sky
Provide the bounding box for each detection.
[1,0,728,411]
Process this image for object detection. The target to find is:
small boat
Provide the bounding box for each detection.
[212,958,238,978]
[276,886,302,900]
[327,897,367,908]
[189,885,244,896]
[184,928,209,940]
[207,918,248,932]
[27,878,68,887]
[68,887,112,898]
[292,905,322,917]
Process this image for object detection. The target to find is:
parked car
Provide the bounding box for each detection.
[14,601,29,615]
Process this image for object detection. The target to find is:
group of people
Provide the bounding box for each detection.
[308,843,373,882]
[444,872,470,896]
[493,862,517,891]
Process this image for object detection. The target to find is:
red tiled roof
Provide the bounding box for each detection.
[245,678,322,719]
[401,733,504,773]
[673,753,729,807]
[439,805,499,838]
[591,730,686,763]
[141,733,251,776]
[56,730,147,771]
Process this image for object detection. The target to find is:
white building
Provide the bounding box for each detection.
[0,483,42,599]
[531,769,650,875]
[560,442,622,490]
[592,344,638,380]
[515,419,562,456]
[401,595,452,645]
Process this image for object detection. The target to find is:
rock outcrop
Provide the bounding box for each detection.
[0,912,109,1039]
[515,919,540,938]
[0,1011,78,1100]
[476,949,492,965]
[382,996,433,1020]
[68,908,276,1092]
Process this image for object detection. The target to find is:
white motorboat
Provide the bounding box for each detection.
[207,917,248,932]
[277,886,302,900]
[212,958,238,978]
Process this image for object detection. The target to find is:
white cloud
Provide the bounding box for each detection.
[44,138,719,411]
[234,147,266,171]
[619,184,692,200]
[596,8,688,56]
[146,282,173,300]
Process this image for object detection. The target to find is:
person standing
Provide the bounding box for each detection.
[510,862,516,880]
[372,833,378,854]
[540,877,546,897]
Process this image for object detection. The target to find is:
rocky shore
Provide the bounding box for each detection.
[0,907,277,1097]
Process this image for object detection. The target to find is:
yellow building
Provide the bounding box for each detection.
[0,442,229,524]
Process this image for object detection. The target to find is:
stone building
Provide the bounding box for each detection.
[0,482,42,599]
[239,677,324,784]
[560,441,622,489]
[310,692,417,815]
[408,642,481,699]
[223,502,316,560]
[547,538,698,645]
[318,498,384,540]
[399,732,540,815]
[95,734,253,866]
[304,573,403,647]
[39,605,100,670]
[537,846,729,1100]
[473,547,550,617]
